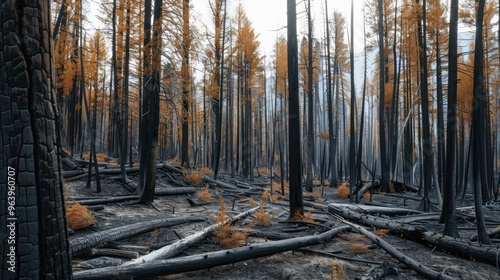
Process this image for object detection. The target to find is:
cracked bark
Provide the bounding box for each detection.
[0,1,72,279]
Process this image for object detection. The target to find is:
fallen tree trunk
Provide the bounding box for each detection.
[329,203,500,265]
[126,206,260,265]
[66,164,164,181]
[335,216,453,280]
[72,225,350,279]
[330,203,423,216]
[72,188,195,205]
[69,216,206,256]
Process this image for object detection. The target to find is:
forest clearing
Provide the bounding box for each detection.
[2,0,500,279]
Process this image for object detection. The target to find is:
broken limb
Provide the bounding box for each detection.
[332,214,453,280]
[72,225,350,279]
[125,206,260,265]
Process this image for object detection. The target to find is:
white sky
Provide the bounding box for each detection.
[193,0,365,57]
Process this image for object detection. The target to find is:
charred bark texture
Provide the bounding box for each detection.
[0,1,72,278]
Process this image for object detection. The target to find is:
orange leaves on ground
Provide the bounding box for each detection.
[374,228,390,238]
[199,167,213,175]
[82,152,107,162]
[66,203,96,230]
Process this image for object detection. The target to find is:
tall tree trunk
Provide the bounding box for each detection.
[349,0,356,201]
[377,0,389,193]
[181,0,191,168]
[324,0,335,189]
[441,0,459,238]
[0,1,72,277]
[138,0,162,203]
[471,0,492,245]
[305,0,314,192]
[287,0,304,217]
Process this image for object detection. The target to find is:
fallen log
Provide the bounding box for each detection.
[329,203,500,265]
[89,248,140,259]
[334,215,453,280]
[125,206,260,265]
[72,225,350,279]
[63,169,85,178]
[69,216,206,256]
[73,188,195,206]
[66,164,164,181]
[330,203,423,216]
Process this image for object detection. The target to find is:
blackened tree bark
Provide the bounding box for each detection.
[305,0,314,192]
[349,0,356,201]
[138,0,162,203]
[416,0,433,212]
[377,0,389,193]
[440,0,459,238]
[287,0,304,217]
[181,0,191,168]
[471,0,492,245]
[0,1,72,278]
[324,0,335,190]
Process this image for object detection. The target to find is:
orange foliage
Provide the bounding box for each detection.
[335,181,350,198]
[375,228,390,238]
[254,202,274,226]
[213,197,248,248]
[292,207,315,223]
[184,170,203,186]
[330,259,350,280]
[199,167,213,175]
[66,203,96,230]
[197,184,212,202]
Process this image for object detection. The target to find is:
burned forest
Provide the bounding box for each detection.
[2,0,500,279]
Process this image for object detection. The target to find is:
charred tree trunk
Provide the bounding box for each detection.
[287,0,304,217]
[0,1,72,278]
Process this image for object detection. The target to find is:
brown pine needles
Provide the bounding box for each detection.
[197,183,212,202]
[66,203,96,230]
[213,197,249,248]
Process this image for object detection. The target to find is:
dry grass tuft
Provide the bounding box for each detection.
[330,259,350,280]
[184,170,203,185]
[260,190,271,202]
[66,203,96,230]
[82,152,107,162]
[292,207,315,223]
[108,158,119,165]
[271,193,280,202]
[213,197,248,248]
[197,183,212,202]
[335,181,350,198]
[345,234,368,243]
[375,228,390,238]
[199,167,213,175]
[254,203,274,226]
[303,191,321,198]
[256,167,270,175]
[349,243,370,253]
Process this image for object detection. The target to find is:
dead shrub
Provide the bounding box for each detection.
[213,197,248,248]
[260,190,270,202]
[197,183,212,202]
[256,167,270,175]
[349,243,370,253]
[292,207,315,223]
[270,193,280,202]
[375,228,390,238]
[345,234,368,243]
[199,167,213,175]
[330,259,350,280]
[249,196,257,207]
[183,170,203,185]
[335,181,350,198]
[362,192,375,201]
[168,155,180,165]
[66,203,96,230]
[254,202,274,226]
[271,181,289,195]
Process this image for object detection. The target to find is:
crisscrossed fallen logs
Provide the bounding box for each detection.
[332,214,454,280]
[332,203,423,216]
[69,216,206,256]
[71,188,196,206]
[329,203,500,265]
[72,225,350,279]
[125,206,260,264]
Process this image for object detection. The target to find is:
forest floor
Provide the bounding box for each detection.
[65,163,500,280]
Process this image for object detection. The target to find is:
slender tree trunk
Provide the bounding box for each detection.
[181,0,191,168]
[441,0,459,237]
[287,0,304,217]
[471,0,492,245]
[349,0,356,201]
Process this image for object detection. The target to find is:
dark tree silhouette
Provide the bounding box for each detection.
[287,0,304,217]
